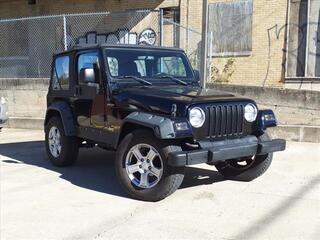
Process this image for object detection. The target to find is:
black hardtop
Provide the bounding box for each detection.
[53,44,185,57]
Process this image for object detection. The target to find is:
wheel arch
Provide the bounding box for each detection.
[116,112,178,147]
[44,101,76,136]
[117,122,153,147]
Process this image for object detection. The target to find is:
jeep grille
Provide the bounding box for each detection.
[205,103,245,138]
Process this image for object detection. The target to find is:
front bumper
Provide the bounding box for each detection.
[168,135,286,167]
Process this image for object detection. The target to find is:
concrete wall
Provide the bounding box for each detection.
[207,83,320,126]
[0,79,48,129]
[1,78,319,142]
[4,79,319,126]
[207,83,320,142]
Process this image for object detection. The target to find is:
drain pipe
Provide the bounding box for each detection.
[200,0,208,89]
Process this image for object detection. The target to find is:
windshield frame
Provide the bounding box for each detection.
[102,46,197,86]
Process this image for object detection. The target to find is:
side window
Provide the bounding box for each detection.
[77,52,99,83]
[107,57,119,77]
[52,56,70,90]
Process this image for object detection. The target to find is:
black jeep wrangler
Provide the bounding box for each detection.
[44,44,286,201]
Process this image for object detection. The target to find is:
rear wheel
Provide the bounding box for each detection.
[215,133,273,181]
[115,130,185,202]
[45,116,79,166]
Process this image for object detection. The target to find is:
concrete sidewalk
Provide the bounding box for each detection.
[0,129,319,240]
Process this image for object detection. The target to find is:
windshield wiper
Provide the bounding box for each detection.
[158,75,188,86]
[118,75,153,86]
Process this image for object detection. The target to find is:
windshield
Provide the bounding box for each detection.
[104,48,195,84]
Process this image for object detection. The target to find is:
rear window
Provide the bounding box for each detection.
[51,56,70,90]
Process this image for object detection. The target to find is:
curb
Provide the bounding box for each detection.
[5,117,320,143]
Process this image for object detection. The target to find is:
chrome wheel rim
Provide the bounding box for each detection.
[48,126,62,158]
[125,144,163,189]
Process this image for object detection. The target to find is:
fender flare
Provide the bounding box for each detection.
[44,101,76,136]
[121,112,176,139]
[253,109,277,135]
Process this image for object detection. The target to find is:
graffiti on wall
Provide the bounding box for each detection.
[74,28,157,46]
[264,21,320,86]
[207,4,320,87]
[138,28,157,45]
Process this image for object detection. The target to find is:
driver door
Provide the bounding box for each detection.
[73,51,105,129]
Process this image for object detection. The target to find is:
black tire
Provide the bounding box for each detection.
[115,129,185,202]
[215,133,273,181]
[45,116,79,167]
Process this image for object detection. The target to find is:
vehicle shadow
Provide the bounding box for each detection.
[0,141,225,199]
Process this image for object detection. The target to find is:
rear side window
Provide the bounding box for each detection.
[52,56,70,90]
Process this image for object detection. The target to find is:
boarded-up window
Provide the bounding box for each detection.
[208,0,253,56]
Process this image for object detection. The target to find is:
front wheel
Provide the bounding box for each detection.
[215,133,273,181]
[115,130,185,202]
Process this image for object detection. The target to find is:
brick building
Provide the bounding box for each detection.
[0,0,319,90]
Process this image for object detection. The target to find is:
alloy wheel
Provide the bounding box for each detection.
[48,126,62,158]
[125,144,163,189]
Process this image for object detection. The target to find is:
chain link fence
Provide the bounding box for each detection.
[0,10,161,78]
[163,19,202,71]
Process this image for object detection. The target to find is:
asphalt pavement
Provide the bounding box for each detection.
[0,128,319,240]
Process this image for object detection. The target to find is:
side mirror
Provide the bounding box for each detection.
[193,70,200,82]
[79,68,95,83]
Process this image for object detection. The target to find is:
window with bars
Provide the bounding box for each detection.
[208,0,253,57]
[286,0,320,78]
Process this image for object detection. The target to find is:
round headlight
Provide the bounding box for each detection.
[244,103,258,122]
[189,107,205,128]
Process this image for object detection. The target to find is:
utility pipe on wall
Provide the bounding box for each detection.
[200,0,208,89]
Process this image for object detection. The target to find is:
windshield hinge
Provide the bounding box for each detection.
[171,104,177,118]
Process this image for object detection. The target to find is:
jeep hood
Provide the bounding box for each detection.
[112,85,251,117]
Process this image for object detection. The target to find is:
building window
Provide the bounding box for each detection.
[52,56,70,90]
[208,0,253,57]
[287,0,320,78]
[162,7,180,48]
[163,8,180,24]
